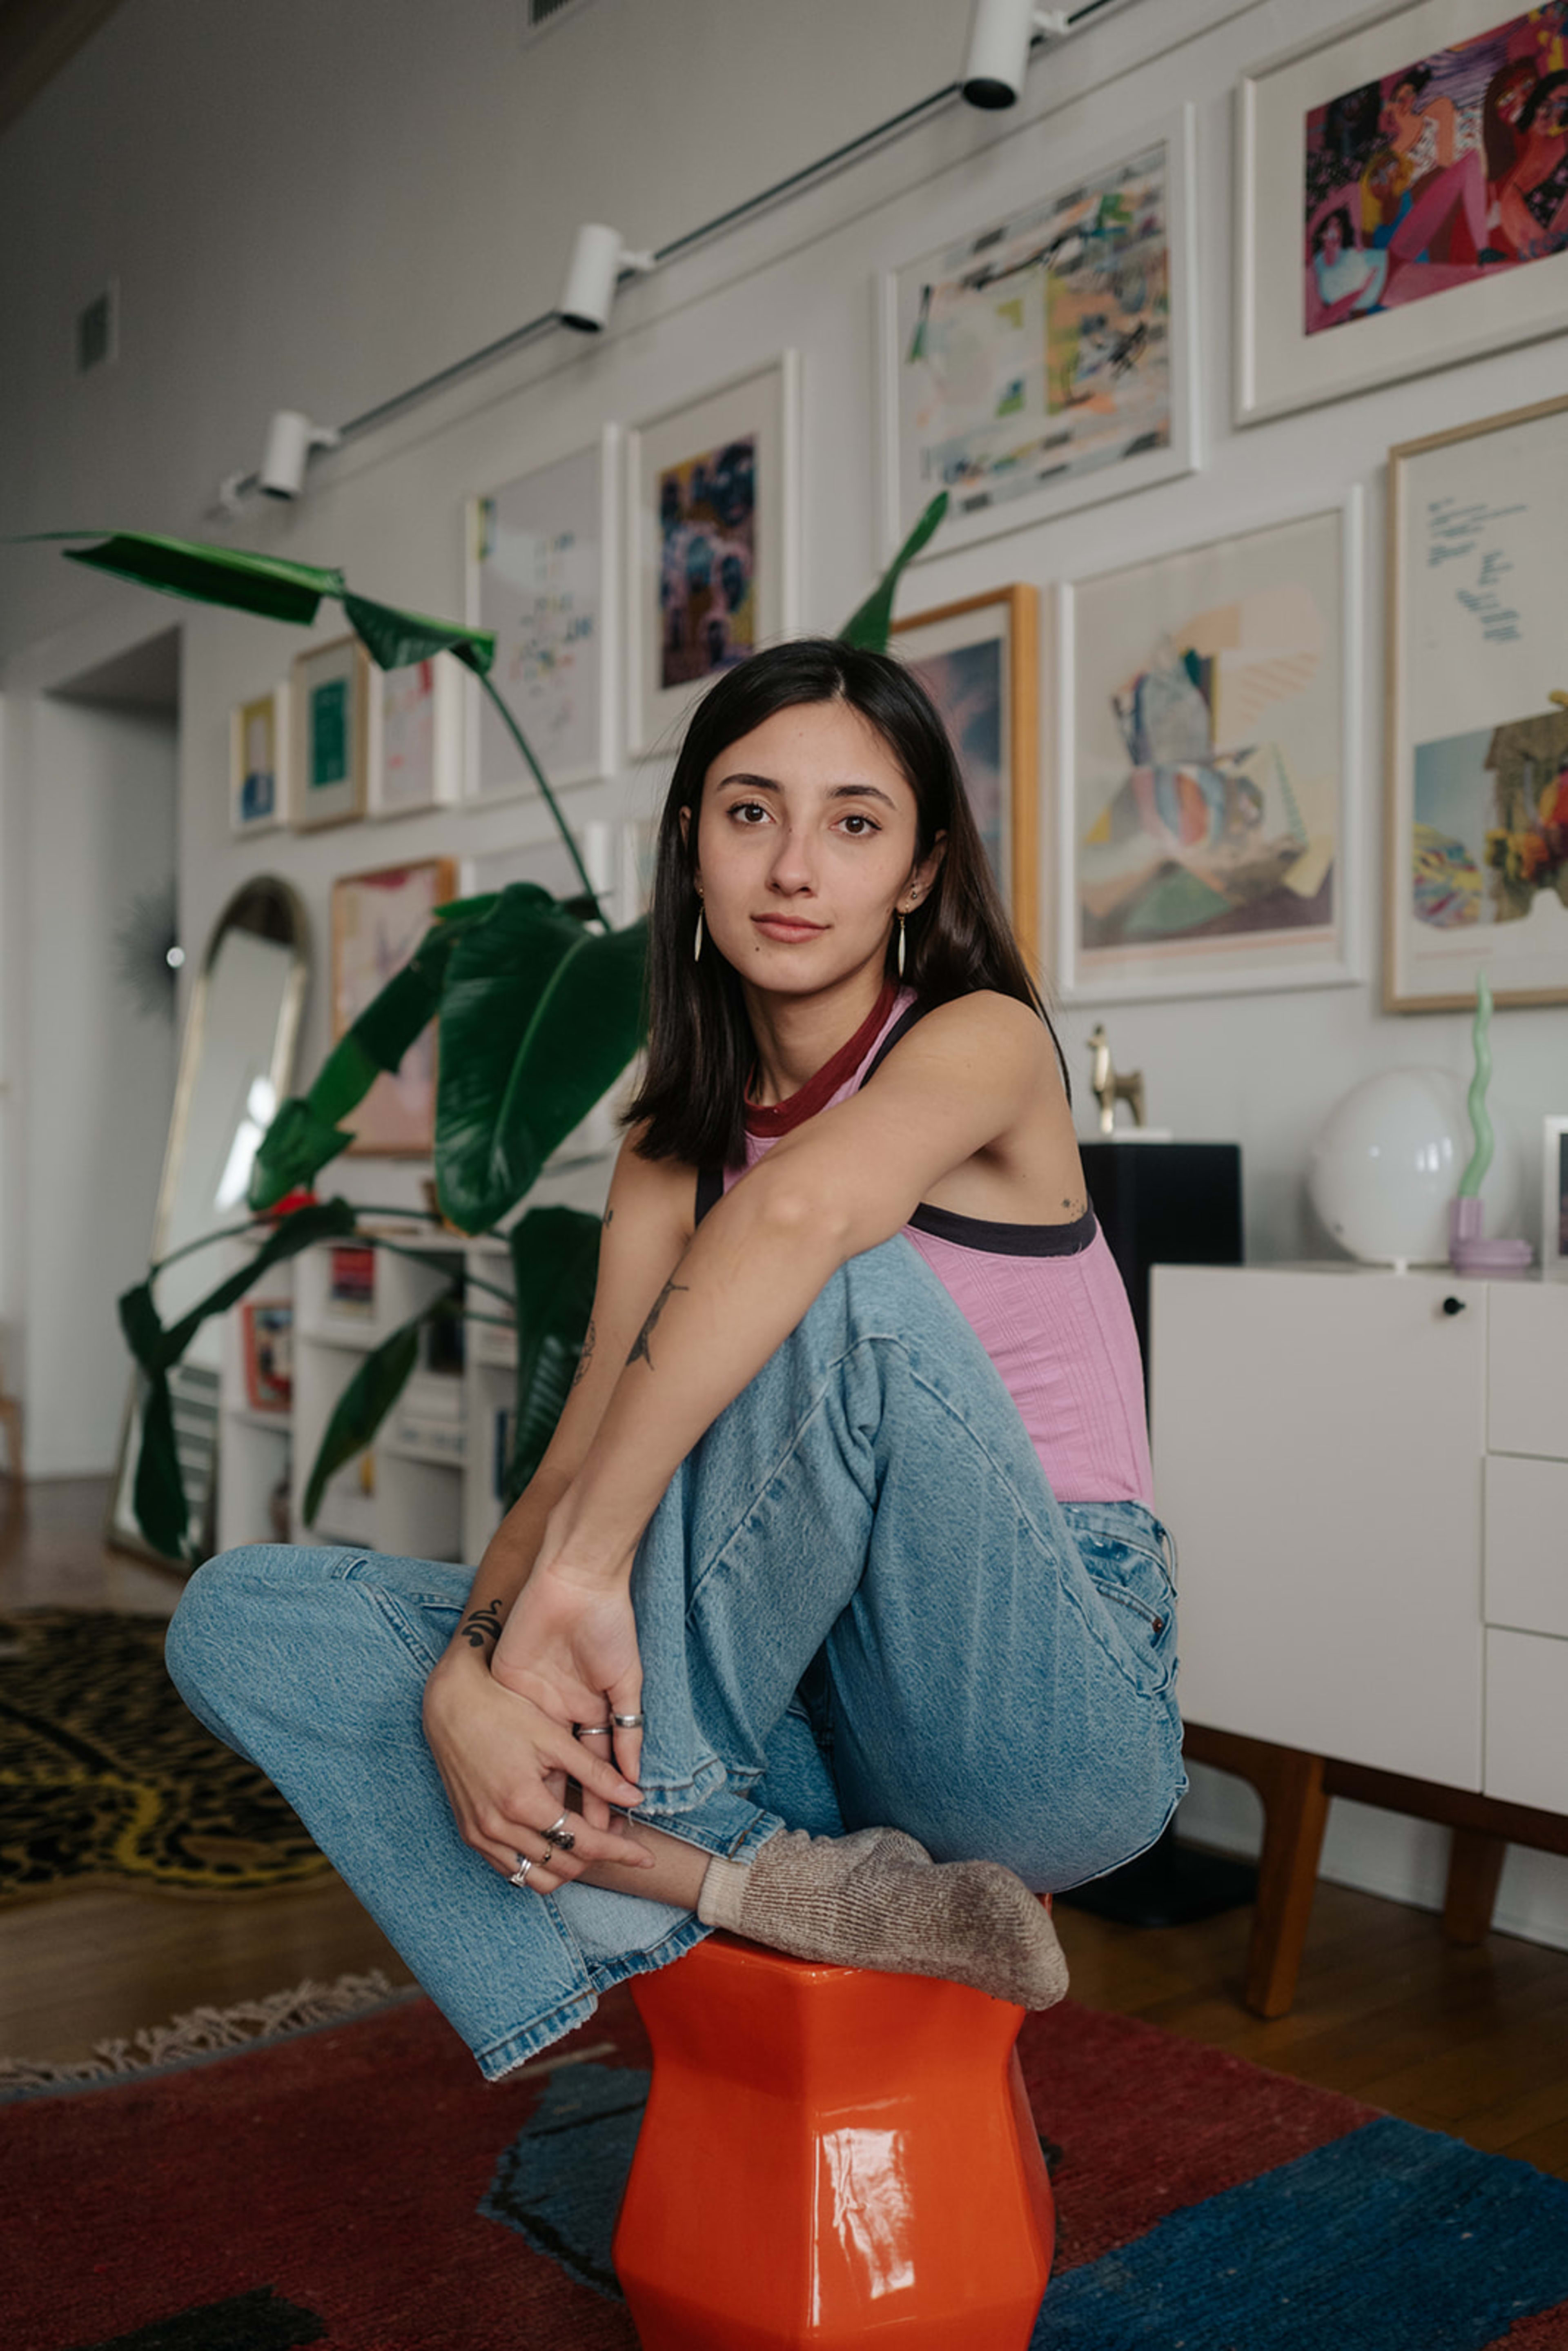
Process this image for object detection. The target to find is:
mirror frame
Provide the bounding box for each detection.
[105,875,310,1568]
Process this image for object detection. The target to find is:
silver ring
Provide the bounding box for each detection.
[612,1712,645,1729]
[542,1814,575,1852]
[575,1722,614,1737]
[508,1854,535,1887]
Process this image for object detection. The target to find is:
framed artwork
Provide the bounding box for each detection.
[241,1300,293,1411]
[330,857,457,1154]
[626,354,801,757]
[229,686,288,836]
[1238,0,1568,426]
[1386,394,1568,1011]
[878,107,1198,563]
[466,431,618,803]
[290,635,370,830]
[891,587,1039,969]
[1545,1115,1568,1276]
[1053,494,1361,1005]
[368,651,463,819]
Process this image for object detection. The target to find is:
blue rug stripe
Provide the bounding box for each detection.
[479,2062,648,2302]
[1033,2115,1568,2350]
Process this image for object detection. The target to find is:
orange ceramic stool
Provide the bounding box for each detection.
[612,1921,1055,2349]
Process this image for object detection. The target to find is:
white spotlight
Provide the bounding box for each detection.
[558,223,656,334]
[259,410,342,499]
[961,0,1070,109]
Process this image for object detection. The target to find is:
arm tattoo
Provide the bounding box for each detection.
[602,1206,614,1227]
[626,1276,688,1369]
[569,1314,597,1391]
[459,1597,505,1654]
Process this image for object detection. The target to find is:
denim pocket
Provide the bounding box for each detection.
[1076,1537,1178,1698]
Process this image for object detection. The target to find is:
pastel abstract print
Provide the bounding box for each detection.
[1305,3,1568,336]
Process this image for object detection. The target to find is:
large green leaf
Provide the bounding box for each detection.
[26,532,346,625]
[341,590,495,678]
[119,1198,359,1375]
[132,1370,189,1563]
[247,1100,359,1211]
[302,1312,428,1526]
[505,1208,602,1505]
[434,891,647,1233]
[838,491,949,653]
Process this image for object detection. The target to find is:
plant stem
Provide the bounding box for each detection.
[477,670,608,926]
[360,1231,514,1306]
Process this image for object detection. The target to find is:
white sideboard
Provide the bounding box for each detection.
[1149,1265,1568,2010]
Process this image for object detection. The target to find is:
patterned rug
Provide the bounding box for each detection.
[0,1610,328,1902]
[4,1975,1568,2350]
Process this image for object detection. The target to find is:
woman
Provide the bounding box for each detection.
[167,638,1186,2082]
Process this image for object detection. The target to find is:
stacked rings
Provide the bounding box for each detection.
[508,1855,535,1887]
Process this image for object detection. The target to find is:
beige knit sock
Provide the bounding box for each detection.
[697,1825,1068,2010]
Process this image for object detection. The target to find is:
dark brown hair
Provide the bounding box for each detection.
[624,636,1068,1169]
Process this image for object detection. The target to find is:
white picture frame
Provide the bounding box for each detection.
[1236,0,1568,427]
[877,106,1199,565]
[229,684,289,837]
[1385,393,1568,1012]
[625,353,801,759]
[367,651,463,820]
[1051,490,1363,1006]
[464,430,619,806]
[1544,1115,1568,1277]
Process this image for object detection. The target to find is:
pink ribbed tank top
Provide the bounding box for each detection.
[696,983,1154,1507]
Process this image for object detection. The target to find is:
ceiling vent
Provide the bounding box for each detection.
[75,282,118,375]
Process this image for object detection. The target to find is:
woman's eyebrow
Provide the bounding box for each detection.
[716,771,900,809]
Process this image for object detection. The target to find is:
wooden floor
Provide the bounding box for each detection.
[4,1478,1567,2180]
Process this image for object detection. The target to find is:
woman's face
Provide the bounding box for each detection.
[680,698,945,995]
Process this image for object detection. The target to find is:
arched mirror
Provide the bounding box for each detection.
[107,877,309,1566]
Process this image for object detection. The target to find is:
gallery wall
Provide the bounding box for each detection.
[1,0,1566,1937]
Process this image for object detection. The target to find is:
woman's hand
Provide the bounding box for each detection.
[490,1548,644,1829]
[422,1641,649,1893]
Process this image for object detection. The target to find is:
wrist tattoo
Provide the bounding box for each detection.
[570,1314,597,1391]
[627,1275,688,1369]
[460,1597,505,1654]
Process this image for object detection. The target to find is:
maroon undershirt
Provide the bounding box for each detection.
[742,979,897,1138]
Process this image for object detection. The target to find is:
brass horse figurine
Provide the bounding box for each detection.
[1087,1024,1146,1136]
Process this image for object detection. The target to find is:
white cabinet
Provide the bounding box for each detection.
[1151,1266,1568,1803]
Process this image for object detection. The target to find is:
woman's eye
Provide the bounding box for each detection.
[729,801,769,825]
[840,813,879,837]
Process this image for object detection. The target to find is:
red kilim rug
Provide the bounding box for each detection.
[4,1977,1568,2350]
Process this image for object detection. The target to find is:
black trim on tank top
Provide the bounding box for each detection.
[906,1201,1098,1257]
[694,1164,724,1228]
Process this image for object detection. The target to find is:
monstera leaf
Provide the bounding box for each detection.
[505,1207,603,1505]
[838,492,948,653]
[435,892,648,1234]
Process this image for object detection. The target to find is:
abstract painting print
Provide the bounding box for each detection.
[1304,2,1568,338]
[331,859,456,1153]
[658,436,756,690]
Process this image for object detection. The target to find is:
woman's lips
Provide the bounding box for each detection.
[753,917,826,941]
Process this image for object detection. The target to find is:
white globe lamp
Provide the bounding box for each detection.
[1307,1068,1518,1269]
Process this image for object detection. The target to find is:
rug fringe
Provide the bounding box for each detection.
[0,1969,412,2099]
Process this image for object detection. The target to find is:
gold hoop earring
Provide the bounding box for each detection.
[693,906,704,964]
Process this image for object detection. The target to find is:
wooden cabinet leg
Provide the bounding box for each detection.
[1245,1751,1329,2019]
[1443,1826,1506,1946]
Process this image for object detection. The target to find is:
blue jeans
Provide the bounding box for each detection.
[167,1233,1186,2079]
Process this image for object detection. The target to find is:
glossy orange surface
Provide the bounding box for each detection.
[613,1923,1055,2349]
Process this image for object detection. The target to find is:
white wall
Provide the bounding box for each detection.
[2,0,1566,1938]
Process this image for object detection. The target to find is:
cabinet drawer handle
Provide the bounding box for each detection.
[1442,1295,1467,1316]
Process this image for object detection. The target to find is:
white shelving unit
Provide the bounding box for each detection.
[214,1150,612,1567]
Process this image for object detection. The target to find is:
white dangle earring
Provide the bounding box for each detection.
[693,902,704,963]
[896,910,906,979]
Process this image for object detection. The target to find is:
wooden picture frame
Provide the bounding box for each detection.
[1385,392,1568,1011]
[330,857,457,1155]
[626,354,800,758]
[229,684,288,836]
[891,586,1039,973]
[290,635,370,831]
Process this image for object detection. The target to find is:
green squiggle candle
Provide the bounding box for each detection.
[1458,971,1494,1199]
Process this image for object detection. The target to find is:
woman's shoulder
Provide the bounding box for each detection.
[889,988,1054,1069]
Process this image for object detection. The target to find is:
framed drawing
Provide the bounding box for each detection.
[878,107,1198,564]
[1238,0,1568,425]
[891,587,1039,968]
[241,1300,293,1412]
[466,430,618,803]
[230,686,288,836]
[1054,494,1361,1005]
[626,354,800,758]
[330,857,457,1154]
[1386,394,1568,1011]
[290,635,370,831]
[368,652,463,819]
[1545,1115,1568,1276]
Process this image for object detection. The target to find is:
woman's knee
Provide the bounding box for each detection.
[165,1543,320,1719]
